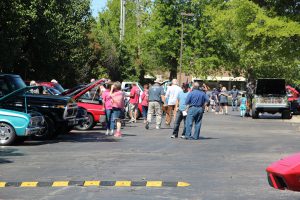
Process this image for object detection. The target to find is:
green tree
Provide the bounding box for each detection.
[208,0,300,83]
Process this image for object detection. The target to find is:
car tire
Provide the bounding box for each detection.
[252,108,259,119]
[32,116,56,140]
[0,123,17,146]
[282,110,292,119]
[74,113,95,130]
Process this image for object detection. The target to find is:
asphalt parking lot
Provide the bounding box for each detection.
[1,111,300,200]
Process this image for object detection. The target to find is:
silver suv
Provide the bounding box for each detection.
[252,78,291,119]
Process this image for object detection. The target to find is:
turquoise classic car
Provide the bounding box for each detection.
[0,109,44,146]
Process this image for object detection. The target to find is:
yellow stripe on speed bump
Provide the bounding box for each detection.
[115,181,131,187]
[146,181,162,187]
[52,181,69,187]
[84,181,100,186]
[177,182,190,187]
[0,180,190,188]
[0,182,6,187]
[20,182,38,187]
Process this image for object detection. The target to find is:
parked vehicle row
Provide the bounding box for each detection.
[0,74,89,145]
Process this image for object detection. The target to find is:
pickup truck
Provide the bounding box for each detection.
[0,74,85,138]
[252,78,291,119]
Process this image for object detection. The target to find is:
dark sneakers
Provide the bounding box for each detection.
[145,122,149,130]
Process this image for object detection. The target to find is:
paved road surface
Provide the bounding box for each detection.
[0,111,300,199]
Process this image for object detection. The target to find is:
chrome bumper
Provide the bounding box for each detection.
[25,127,44,136]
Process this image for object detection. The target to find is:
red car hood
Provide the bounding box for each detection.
[267,153,300,174]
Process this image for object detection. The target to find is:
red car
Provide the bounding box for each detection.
[266,152,300,191]
[71,80,106,130]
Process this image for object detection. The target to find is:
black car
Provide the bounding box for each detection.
[0,74,87,139]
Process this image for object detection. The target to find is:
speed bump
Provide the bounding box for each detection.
[0,180,190,188]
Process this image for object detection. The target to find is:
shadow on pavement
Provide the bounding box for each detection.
[0,148,25,164]
[199,136,219,140]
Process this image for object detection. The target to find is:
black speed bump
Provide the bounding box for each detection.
[0,180,190,188]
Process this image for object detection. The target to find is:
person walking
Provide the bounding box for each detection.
[110,82,125,137]
[129,82,140,123]
[171,83,190,139]
[240,93,247,117]
[185,82,208,140]
[219,87,229,115]
[145,78,165,130]
[230,85,239,111]
[165,79,182,126]
[141,84,149,123]
[102,83,114,135]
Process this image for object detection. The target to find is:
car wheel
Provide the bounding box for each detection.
[282,110,292,119]
[252,108,259,119]
[32,116,56,140]
[0,123,17,146]
[74,113,95,130]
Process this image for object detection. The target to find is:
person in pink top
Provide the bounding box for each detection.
[110,81,125,137]
[141,84,149,123]
[102,83,114,136]
[129,82,140,123]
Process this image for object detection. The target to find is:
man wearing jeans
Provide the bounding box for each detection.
[185,82,209,140]
[171,83,189,139]
[145,78,165,130]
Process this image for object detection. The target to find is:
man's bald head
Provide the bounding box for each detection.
[193,82,200,89]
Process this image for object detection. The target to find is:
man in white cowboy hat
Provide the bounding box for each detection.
[145,77,165,130]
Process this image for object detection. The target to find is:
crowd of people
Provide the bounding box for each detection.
[98,77,248,140]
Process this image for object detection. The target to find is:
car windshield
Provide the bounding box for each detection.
[8,77,27,91]
[53,84,65,93]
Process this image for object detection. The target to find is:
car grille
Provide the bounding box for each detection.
[257,97,286,104]
[64,103,78,119]
[29,116,45,127]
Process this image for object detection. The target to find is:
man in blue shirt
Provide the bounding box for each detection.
[185,82,209,140]
[171,83,189,138]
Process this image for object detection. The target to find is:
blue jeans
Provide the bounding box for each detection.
[172,110,186,137]
[185,107,204,140]
[105,109,114,130]
[142,106,148,119]
[232,99,238,111]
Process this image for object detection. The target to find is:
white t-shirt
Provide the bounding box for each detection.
[165,85,182,105]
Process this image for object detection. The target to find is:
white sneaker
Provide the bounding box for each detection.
[156,125,160,130]
[181,135,186,139]
[110,129,114,136]
[105,129,109,136]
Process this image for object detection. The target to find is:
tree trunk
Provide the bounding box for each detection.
[169,57,178,80]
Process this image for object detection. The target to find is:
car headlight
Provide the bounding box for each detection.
[29,116,45,127]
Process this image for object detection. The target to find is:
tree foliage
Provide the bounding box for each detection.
[0,0,92,86]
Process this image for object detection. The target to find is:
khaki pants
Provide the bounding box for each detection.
[147,102,162,126]
[166,105,175,125]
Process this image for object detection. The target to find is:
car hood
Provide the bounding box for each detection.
[0,86,72,104]
[256,79,286,95]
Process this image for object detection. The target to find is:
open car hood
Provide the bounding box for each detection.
[256,79,286,95]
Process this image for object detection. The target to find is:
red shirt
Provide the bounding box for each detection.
[141,89,149,106]
[129,86,140,104]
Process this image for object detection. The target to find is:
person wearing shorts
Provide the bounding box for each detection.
[110,82,125,137]
[129,83,140,123]
[219,87,229,115]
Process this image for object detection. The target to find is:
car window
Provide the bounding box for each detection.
[78,86,100,102]
[0,78,9,97]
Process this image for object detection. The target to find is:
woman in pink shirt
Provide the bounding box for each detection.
[102,83,114,136]
[141,84,149,123]
[110,82,125,137]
